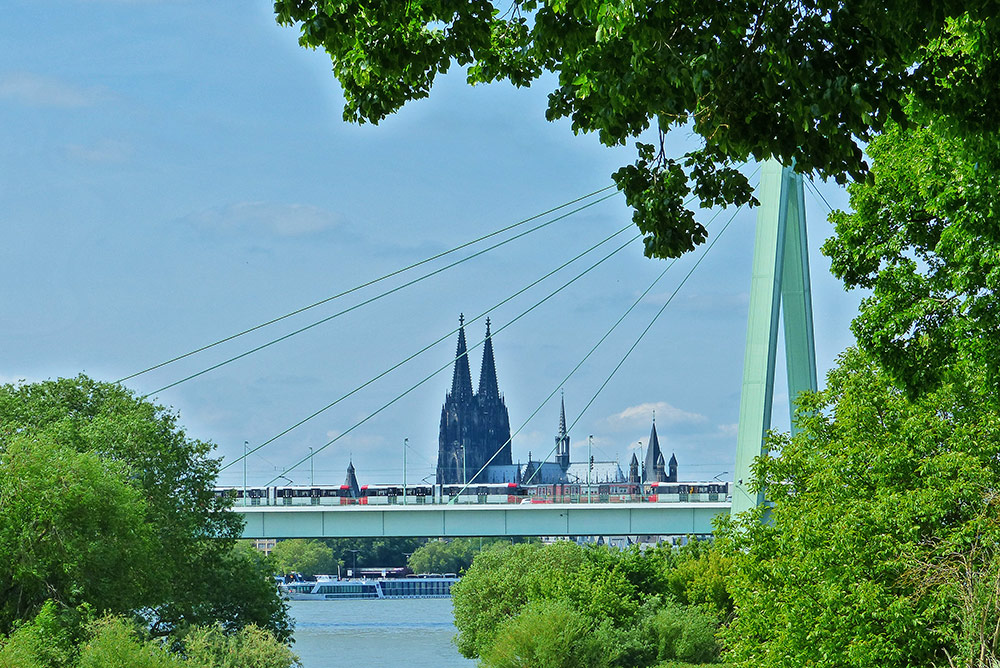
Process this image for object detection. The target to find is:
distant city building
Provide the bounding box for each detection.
[436,319,641,485]
[252,538,276,555]
[641,418,677,483]
[436,316,513,484]
[344,460,361,498]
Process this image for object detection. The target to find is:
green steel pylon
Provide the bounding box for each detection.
[730,160,818,516]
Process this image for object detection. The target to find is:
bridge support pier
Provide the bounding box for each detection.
[731,160,818,516]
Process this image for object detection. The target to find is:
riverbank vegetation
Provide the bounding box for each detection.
[453,540,731,668]
[0,377,296,667]
[267,536,536,577]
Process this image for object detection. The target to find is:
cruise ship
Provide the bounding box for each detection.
[280,574,458,600]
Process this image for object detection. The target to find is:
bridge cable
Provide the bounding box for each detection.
[219,220,634,473]
[452,199,747,494]
[548,201,748,480]
[521,202,746,485]
[254,233,643,484]
[261,232,641,485]
[804,177,836,214]
[143,192,620,397]
[117,184,616,385]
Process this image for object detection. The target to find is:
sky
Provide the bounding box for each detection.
[1,0,861,488]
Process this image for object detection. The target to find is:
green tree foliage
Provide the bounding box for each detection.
[77,617,184,668]
[720,348,1000,668]
[322,537,426,570]
[273,0,998,259]
[452,540,725,665]
[648,602,720,665]
[0,605,300,668]
[270,540,334,577]
[451,541,586,658]
[480,599,607,668]
[182,623,302,668]
[407,539,475,574]
[0,602,76,668]
[0,376,290,640]
[823,114,1000,396]
[0,435,156,628]
[661,541,733,618]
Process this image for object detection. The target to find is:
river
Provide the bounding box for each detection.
[288,598,477,667]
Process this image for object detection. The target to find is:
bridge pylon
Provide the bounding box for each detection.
[731,160,818,516]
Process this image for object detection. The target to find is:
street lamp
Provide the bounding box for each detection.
[243,440,249,507]
[587,435,593,503]
[638,441,644,502]
[461,444,467,486]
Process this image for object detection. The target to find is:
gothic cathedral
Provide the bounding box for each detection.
[436,316,513,484]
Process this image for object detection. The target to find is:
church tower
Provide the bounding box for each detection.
[477,318,513,470]
[555,393,570,471]
[644,417,667,483]
[437,315,479,484]
[437,316,512,484]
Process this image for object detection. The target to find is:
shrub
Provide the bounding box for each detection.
[183,623,301,668]
[77,616,183,668]
[650,602,720,664]
[480,599,606,668]
[0,601,77,668]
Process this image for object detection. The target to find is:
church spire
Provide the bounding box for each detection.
[558,391,567,438]
[555,391,570,470]
[644,418,663,485]
[450,314,474,400]
[478,317,500,399]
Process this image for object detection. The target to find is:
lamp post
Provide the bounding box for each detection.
[588,435,593,503]
[638,440,644,502]
[403,438,408,505]
[243,440,248,507]
[309,447,314,486]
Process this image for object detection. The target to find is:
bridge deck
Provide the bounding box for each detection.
[234,502,730,538]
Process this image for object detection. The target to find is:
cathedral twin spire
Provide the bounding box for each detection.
[438,315,512,484]
[449,314,501,402]
[450,314,474,400]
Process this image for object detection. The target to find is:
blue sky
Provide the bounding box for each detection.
[1,0,860,487]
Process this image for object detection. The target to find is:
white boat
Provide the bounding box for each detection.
[280,574,458,600]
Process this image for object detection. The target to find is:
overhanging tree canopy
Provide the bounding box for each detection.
[274,0,999,258]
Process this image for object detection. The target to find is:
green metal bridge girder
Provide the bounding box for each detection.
[731,160,818,516]
[234,503,730,539]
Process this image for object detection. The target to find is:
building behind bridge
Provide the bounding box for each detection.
[435,315,678,487]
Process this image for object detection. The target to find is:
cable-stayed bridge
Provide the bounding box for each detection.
[123,161,822,538]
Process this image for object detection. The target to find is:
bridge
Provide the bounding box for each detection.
[226,161,811,539]
[235,502,729,539]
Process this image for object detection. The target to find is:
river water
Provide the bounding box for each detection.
[288,598,477,667]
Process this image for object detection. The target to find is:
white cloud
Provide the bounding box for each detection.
[65,139,132,163]
[605,401,707,429]
[186,201,344,237]
[716,423,738,437]
[0,72,106,108]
